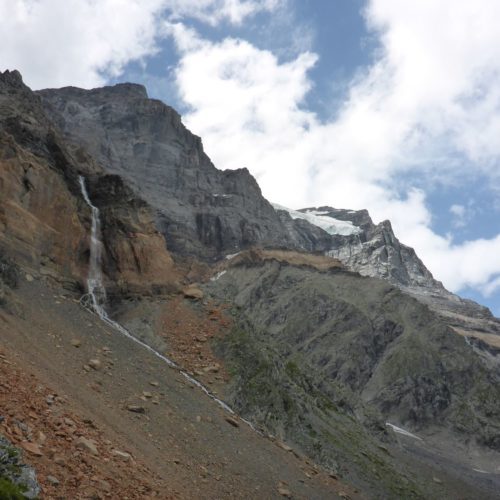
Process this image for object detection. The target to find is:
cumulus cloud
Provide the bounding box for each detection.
[165,0,283,26]
[168,1,500,297]
[0,0,282,89]
[0,0,166,89]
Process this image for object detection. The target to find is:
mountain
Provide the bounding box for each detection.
[1,69,500,499]
[37,84,297,260]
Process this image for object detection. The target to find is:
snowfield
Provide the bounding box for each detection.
[273,204,361,236]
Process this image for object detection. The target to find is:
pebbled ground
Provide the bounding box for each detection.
[0,276,357,499]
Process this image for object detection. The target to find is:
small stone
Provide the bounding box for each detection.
[53,455,65,466]
[88,359,102,370]
[25,274,34,282]
[433,477,443,484]
[46,475,60,486]
[182,286,204,300]
[71,339,81,348]
[75,436,99,455]
[46,395,55,405]
[203,363,220,374]
[83,365,91,372]
[149,381,159,387]
[127,405,145,414]
[277,441,293,452]
[278,486,292,498]
[112,450,132,462]
[224,416,240,428]
[37,431,47,444]
[98,480,112,493]
[21,441,43,456]
[142,391,153,398]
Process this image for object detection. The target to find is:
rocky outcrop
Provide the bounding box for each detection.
[0,70,90,287]
[0,70,178,297]
[0,435,40,498]
[37,85,297,259]
[86,174,179,298]
[276,206,497,328]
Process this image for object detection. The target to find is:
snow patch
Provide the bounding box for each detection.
[386,423,422,441]
[472,468,489,474]
[211,270,227,281]
[225,252,241,260]
[273,203,361,236]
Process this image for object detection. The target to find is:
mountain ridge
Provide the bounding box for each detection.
[1,69,500,498]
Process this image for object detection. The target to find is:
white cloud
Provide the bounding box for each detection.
[0,0,282,89]
[168,2,500,298]
[449,204,471,229]
[0,0,166,89]
[165,0,283,26]
[363,0,500,178]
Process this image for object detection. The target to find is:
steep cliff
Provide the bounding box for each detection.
[37,85,297,259]
[0,70,178,298]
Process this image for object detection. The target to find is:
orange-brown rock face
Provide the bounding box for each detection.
[86,174,179,297]
[102,211,179,296]
[0,70,179,298]
[0,138,179,296]
[0,135,87,286]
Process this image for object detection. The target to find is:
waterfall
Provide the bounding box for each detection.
[78,176,249,422]
[78,176,106,314]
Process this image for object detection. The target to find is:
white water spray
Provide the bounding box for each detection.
[78,176,106,312]
[78,176,251,422]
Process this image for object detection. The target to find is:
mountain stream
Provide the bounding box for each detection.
[78,176,244,419]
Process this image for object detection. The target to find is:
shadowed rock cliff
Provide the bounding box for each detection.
[37,84,297,259]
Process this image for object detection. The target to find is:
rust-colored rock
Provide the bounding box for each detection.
[21,441,43,456]
[183,285,204,300]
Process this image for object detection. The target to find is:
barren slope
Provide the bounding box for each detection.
[0,276,355,499]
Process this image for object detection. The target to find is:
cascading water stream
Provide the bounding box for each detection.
[78,176,106,314]
[78,176,251,422]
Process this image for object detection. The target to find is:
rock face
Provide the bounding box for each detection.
[207,252,500,466]
[36,82,498,328]
[0,70,177,297]
[37,85,296,259]
[87,174,179,297]
[276,206,496,324]
[0,70,89,287]
[0,434,41,498]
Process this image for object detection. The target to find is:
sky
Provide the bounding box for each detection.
[2,0,500,315]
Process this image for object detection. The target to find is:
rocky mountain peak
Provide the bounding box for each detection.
[0,69,24,89]
[37,84,297,259]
